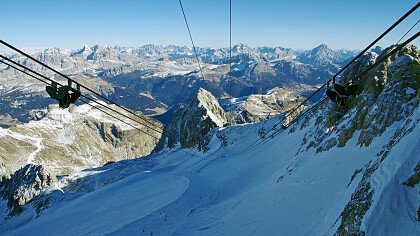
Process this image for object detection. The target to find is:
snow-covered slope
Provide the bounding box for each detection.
[1,106,418,235]
[0,45,418,235]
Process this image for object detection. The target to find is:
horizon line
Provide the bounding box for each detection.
[0,42,364,53]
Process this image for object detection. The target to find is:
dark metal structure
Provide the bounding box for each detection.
[46,80,81,108]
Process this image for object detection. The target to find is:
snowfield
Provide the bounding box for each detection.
[1,104,419,235]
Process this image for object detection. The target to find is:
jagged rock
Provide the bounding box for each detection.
[403,163,420,188]
[0,114,21,128]
[0,164,55,216]
[156,88,227,151]
[298,45,419,153]
[291,44,420,235]
[221,87,306,124]
[28,109,47,121]
[87,45,118,61]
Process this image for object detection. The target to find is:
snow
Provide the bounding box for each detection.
[5,172,189,235]
[196,89,227,127]
[362,112,420,235]
[0,102,144,173]
[1,45,419,234]
[152,70,192,77]
[207,64,221,70]
[204,109,225,127]
[81,104,136,131]
[391,54,414,67]
[326,126,335,133]
[0,127,7,137]
[24,103,136,132]
[405,87,416,95]
[1,129,44,165]
[2,104,418,235]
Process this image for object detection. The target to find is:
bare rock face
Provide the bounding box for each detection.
[299,45,420,153]
[156,88,227,151]
[0,103,163,177]
[0,164,55,216]
[87,45,118,61]
[221,87,306,124]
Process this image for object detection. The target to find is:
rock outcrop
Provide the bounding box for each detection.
[299,45,419,153]
[156,88,227,151]
[221,87,306,124]
[292,45,419,235]
[0,164,55,216]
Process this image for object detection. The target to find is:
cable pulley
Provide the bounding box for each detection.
[46,80,81,108]
[326,81,358,106]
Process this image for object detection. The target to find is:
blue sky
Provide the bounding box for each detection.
[0,0,418,50]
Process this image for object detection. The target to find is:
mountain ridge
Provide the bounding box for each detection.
[0,43,357,126]
[0,44,417,235]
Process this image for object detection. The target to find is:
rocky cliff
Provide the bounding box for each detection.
[291,45,419,235]
[156,88,227,151]
[0,164,55,216]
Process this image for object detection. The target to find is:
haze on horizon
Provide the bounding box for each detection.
[0,0,419,51]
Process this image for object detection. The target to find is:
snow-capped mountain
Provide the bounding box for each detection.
[70,45,93,58]
[0,43,358,127]
[296,44,358,73]
[0,44,418,235]
[297,44,341,65]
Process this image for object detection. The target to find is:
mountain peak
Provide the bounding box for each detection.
[194,88,227,128]
[232,43,251,52]
[70,45,93,57]
[313,43,332,52]
[156,88,227,151]
[317,43,329,48]
[297,43,341,66]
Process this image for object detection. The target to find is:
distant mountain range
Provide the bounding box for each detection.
[0,43,359,126]
[2,43,359,67]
